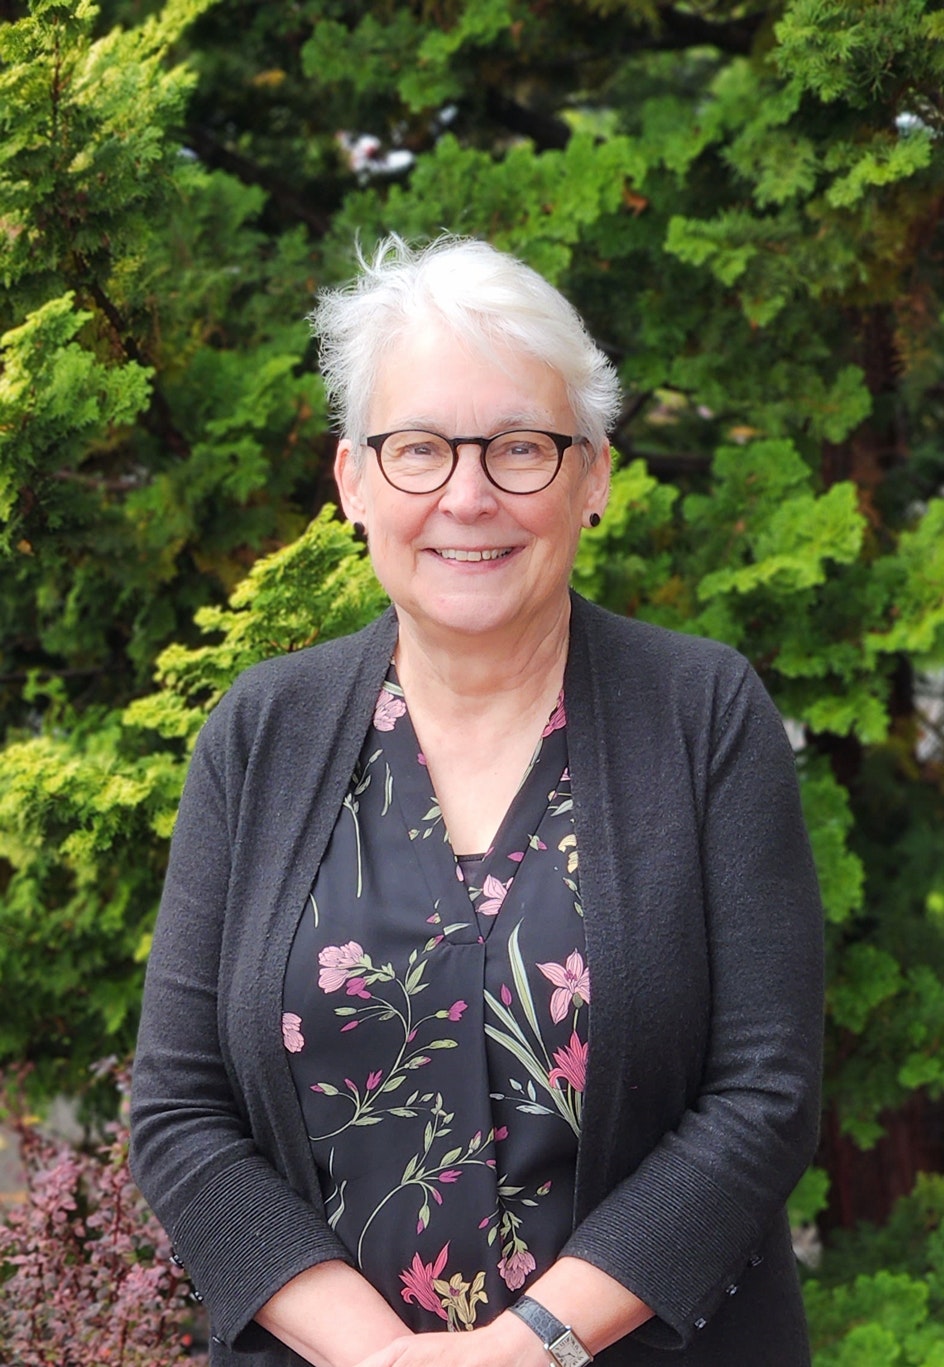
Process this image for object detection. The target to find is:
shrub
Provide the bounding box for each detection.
[0,1064,207,1366]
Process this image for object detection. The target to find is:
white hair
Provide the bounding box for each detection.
[309,234,621,458]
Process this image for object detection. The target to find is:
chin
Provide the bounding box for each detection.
[411,587,555,642]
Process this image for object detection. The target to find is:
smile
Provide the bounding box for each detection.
[434,548,513,562]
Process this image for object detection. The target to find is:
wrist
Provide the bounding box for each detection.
[508,1296,593,1367]
[488,1308,551,1367]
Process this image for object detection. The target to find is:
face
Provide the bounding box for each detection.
[335,324,610,647]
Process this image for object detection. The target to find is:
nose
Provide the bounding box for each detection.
[437,443,500,517]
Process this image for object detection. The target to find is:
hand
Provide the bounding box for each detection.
[355,1312,547,1367]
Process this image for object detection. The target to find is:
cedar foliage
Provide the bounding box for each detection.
[1,0,943,1357]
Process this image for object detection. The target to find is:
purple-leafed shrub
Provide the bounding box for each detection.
[0,1065,207,1366]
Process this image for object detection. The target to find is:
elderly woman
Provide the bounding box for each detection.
[130,236,824,1367]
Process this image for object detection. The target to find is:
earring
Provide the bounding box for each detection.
[588,512,602,528]
[352,520,367,542]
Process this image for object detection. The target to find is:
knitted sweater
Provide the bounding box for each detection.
[130,593,824,1366]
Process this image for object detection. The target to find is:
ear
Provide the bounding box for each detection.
[582,441,612,523]
[334,439,367,523]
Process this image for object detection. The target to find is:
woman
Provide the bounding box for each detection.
[130,236,824,1367]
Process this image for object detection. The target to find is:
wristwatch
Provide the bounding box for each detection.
[510,1295,594,1367]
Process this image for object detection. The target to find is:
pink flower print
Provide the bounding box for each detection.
[345,977,371,999]
[446,1000,467,1022]
[366,1070,383,1091]
[478,874,511,917]
[541,693,566,737]
[498,1248,536,1291]
[400,1244,450,1319]
[373,688,407,732]
[537,949,591,1024]
[317,941,364,992]
[548,1031,588,1093]
[500,983,513,1006]
[438,1170,461,1183]
[493,1125,508,1142]
[281,1012,304,1053]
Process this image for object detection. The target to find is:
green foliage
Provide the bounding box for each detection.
[805,1175,944,1364]
[0,0,329,722]
[0,294,152,522]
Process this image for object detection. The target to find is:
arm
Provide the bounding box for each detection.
[561,658,825,1346]
[255,1261,413,1367]
[130,699,411,1360]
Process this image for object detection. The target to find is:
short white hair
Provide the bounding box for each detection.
[310,234,621,456]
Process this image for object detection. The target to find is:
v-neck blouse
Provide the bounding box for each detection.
[282,676,589,1331]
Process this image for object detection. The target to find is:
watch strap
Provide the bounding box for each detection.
[510,1296,593,1365]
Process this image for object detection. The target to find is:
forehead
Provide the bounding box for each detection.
[368,324,571,433]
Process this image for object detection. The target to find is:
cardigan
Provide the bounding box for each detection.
[130,592,824,1366]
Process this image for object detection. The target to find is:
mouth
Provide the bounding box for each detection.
[433,548,514,562]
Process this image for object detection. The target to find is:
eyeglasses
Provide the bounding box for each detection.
[364,429,589,495]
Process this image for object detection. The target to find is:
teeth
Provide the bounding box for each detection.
[438,548,511,562]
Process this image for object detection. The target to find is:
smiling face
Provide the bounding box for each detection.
[334,323,610,650]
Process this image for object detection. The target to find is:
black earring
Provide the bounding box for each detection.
[588,512,602,528]
[353,521,367,542]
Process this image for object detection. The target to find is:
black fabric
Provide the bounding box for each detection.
[130,593,824,1366]
[283,677,587,1326]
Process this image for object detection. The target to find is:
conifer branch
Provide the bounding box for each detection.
[84,278,192,460]
[182,123,336,234]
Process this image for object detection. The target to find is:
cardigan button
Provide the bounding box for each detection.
[749,1252,764,1267]
[725,1283,738,1296]
[694,1317,708,1330]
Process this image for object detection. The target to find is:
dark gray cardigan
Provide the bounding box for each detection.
[130,593,824,1366]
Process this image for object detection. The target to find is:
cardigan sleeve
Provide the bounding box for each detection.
[561,659,824,1348]
[129,697,354,1353]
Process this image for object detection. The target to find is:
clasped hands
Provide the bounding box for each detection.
[354,1311,550,1367]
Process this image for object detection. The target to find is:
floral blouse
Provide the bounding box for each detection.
[282,673,589,1332]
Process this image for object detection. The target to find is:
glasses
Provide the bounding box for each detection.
[364,429,588,495]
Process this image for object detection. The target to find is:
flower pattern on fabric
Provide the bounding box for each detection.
[537,950,591,1024]
[283,673,589,1331]
[281,1012,304,1053]
[374,688,408,732]
[478,875,511,917]
[548,1032,588,1093]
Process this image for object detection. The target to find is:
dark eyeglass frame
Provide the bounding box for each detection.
[363,429,589,495]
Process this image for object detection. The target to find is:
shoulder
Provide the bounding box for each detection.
[568,593,753,708]
[198,606,397,755]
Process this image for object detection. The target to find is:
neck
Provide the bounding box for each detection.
[393,594,571,720]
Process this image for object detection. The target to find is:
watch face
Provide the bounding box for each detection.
[550,1330,591,1367]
